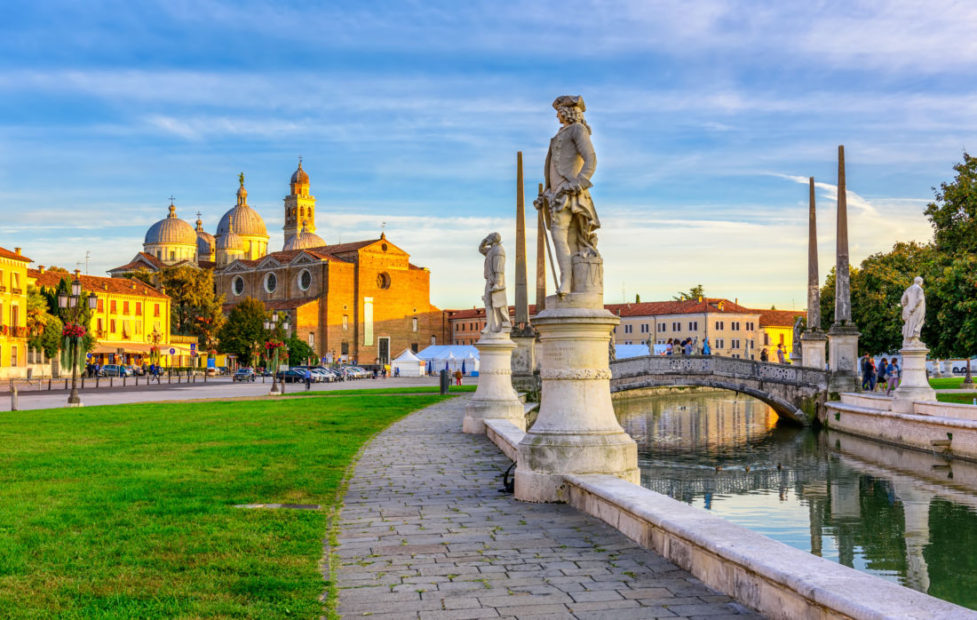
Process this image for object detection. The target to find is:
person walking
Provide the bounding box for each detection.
[877,358,889,392]
[760,348,769,362]
[887,360,901,395]
[702,339,711,356]
[776,344,786,364]
[868,357,878,391]
[861,355,872,390]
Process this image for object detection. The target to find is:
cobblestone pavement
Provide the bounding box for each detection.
[333,397,763,619]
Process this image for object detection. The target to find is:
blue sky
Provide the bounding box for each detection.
[1,0,975,310]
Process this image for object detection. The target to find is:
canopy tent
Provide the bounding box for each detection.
[391,349,425,377]
[417,345,480,375]
[614,344,650,360]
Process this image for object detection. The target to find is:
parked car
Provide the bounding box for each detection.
[341,365,370,379]
[276,368,308,383]
[233,368,256,382]
[100,364,132,377]
[125,364,145,376]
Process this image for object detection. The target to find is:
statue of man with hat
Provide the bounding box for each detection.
[534,95,599,296]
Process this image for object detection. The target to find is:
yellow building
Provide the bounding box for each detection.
[29,268,175,367]
[0,246,32,378]
[755,309,805,363]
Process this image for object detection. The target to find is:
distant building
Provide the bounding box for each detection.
[30,267,176,367]
[754,309,805,362]
[110,161,445,366]
[0,246,32,378]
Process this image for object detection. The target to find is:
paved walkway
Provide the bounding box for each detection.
[334,397,762,619]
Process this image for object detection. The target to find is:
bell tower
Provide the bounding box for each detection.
[284,158,317,245]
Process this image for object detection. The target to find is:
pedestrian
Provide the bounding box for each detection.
[877,358,889,392]
[666,341,673,356]
[887,360,900,395]
[776,344,785,364]
[304,367,312,390]
[861,355,872,390]
[683,340,693,356]
[702,339,711,356]
[454,369,463,386]
[760,348,769,362]
[868,357,878,391]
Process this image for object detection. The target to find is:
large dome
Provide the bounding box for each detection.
[217,204,268,238]
[283,221,327,251]
[216,228,244,251]
[145,204,196,246]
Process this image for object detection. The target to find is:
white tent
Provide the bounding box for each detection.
[417,345,481,375]
[391,349,425,377]
[463,353,479,376]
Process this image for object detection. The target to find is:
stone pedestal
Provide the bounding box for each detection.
[827,324,860,392]
[891,345,937,413]
[800,331,827,370]
[510,327,538,393]
[514,292,639,502]
[463,332,525,434]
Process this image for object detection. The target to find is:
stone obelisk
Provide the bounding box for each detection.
[515,96,638,502]
[827,146,860,391]
[511,152,537,391]
[536,204,546,313]
[800,176,827,370]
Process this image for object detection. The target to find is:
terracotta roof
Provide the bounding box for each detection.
[29,269,169,299]
[0,246,32,263]
[109,252,166,273]
[604,298,756,317]
[753,309,805,328]
[444,305,539,320]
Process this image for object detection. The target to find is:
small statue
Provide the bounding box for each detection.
[901,276,926,346]
[534,95,599,296]
[792,316,803,360]
[479,232,510,333]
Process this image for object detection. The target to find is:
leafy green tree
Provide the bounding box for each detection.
[30,315,64,359]
[673,284,705,301]
[129,266,226,340]
[286,334,315,366]
[924,152,977,254]
[216,297,266,366]
[35,276,96,354]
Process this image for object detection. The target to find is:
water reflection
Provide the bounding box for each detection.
[614,390,977,610]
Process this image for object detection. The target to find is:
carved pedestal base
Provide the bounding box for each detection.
[463,331,525,434]
[891,345,938,414]
[510,327,538,393]
[828,324,860,392]
[514,293,638,503]
[800,331,827,370]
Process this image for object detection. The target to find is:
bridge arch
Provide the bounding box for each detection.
[609,355,829,425]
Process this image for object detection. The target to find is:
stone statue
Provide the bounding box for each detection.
[901,276,926,346]
[479,232,510,333]
[792,316,803,360]
[534,95,599,296]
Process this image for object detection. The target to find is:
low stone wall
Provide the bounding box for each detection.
[915,400,977,421]
[480,416,973,619]
[484,419,524,462]
[823,401,977,462]
[564,474,972,620]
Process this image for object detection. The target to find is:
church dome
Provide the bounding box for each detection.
[283,221,327,251]
[216,229,244,252]
[216,174,269,239]
[290,160,309,185]
[145,203,197,246]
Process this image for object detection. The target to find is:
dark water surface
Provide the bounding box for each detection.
[614,390,977,610]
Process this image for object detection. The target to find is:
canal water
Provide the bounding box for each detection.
[614,390,977,610]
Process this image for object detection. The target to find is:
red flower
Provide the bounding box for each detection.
[61,323,87,338]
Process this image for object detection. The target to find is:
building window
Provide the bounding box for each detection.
[376,272,391,289]
[731,339,740,349]
[10,345,16,367]
[298,269,312,291]
[689,321,698,331]
[97,318,103,334]
[672,322,680,331]
[779,334,785,345]
[412,317,418,332]
[731,321,740,330]
[264,272,277,294]
[10,305,18,328]
[624,324,632,334]
[658,322,666,332]
[110,319,116,333]
[97,298,104,312]
[411,343,419,353]
[715,339,724,349]
[232,276,245,296]
[746,321,755,331]
[342,315,348,330]
[341,342,349,355]
[716,321,724,330]
[154,304,160,317]
[308,332,315,347]
[110,300,117,313]
[135,322,142,335]
[123,301,130,314]
[764,333,770,345]
[136,302,142,316]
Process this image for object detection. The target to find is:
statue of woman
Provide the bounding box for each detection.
[901,276,926,346]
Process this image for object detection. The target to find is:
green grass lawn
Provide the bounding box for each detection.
[931,377,966,389]
[0,391,451,618]
[283,384,477,396]
[937,392,977,404]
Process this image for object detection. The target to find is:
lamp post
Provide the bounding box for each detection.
[263,312,291,395]
[58,274,97,407]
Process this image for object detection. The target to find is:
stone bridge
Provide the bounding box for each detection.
[610,355,829,424]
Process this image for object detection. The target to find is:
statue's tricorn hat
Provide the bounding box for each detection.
[552,95,585,112]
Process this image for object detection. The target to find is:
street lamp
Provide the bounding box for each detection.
[58,273,98,407]
[263,312,291,394]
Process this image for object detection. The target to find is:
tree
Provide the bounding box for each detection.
[34,276,96,354]
[129,266,226,339]
[924,152,977,255]
[30,315,64,359]
[216,297,266,366]
[928,254,977,361]
[673,284,705,301]
[286,334,315,366]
